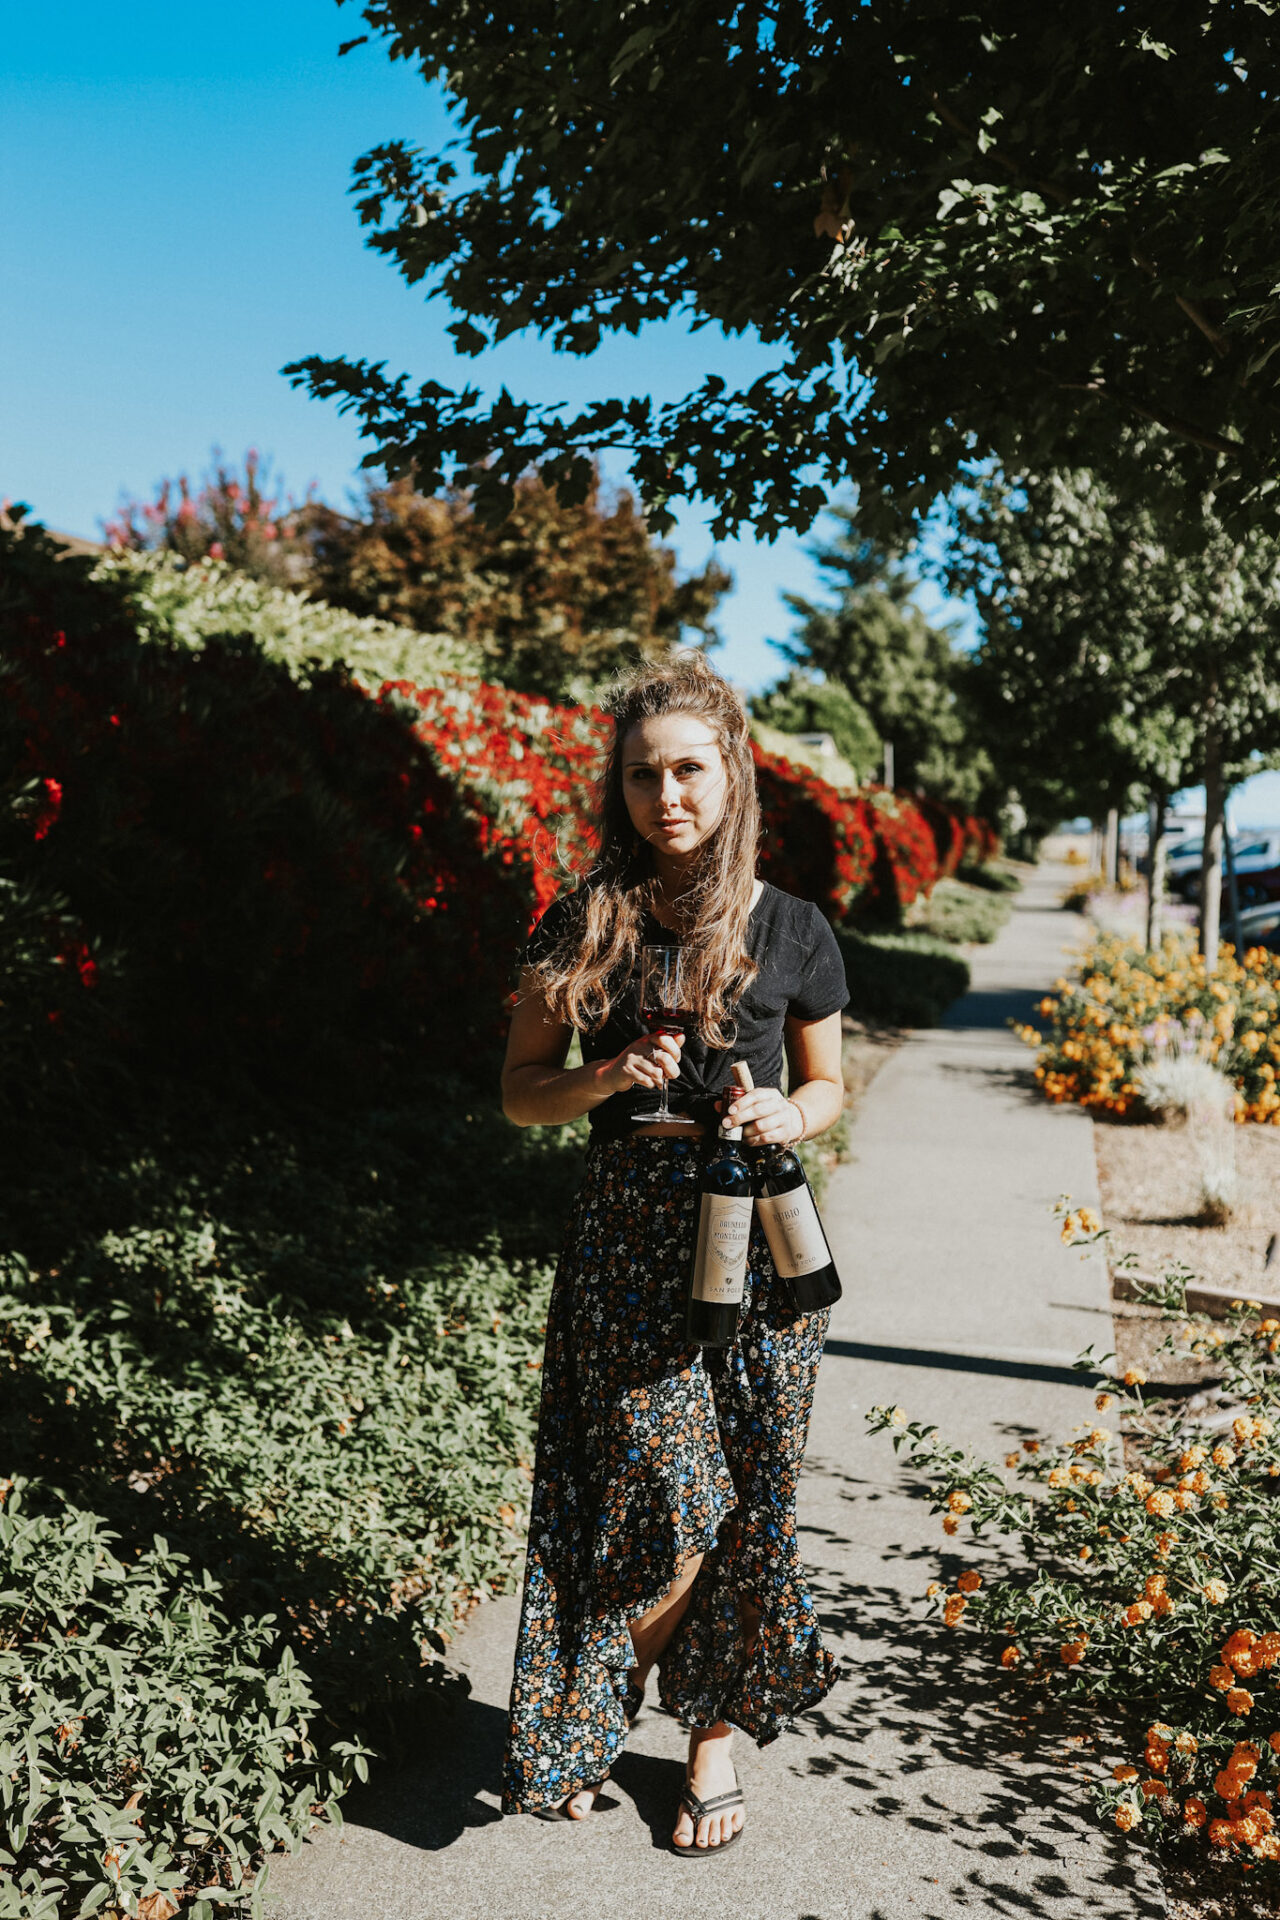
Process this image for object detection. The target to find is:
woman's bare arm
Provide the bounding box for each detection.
[501,969,683,1127]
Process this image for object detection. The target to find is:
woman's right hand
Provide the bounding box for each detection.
[601,1032,684,1095]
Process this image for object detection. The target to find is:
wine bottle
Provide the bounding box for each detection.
[685,1063,754,1347]
[730,1063,842,1313]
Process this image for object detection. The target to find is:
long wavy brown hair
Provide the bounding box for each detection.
[530,653,760,1043]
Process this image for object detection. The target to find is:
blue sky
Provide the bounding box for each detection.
[0,0,969,692]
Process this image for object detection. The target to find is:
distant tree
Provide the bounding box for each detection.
[750,671,880,784]
[773,510,990,806]
[291,1,1280,541]
[950,454,1280,954]
[299,471,730,698]
[103,450,312,588]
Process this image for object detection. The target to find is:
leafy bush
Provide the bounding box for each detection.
[862,787,940,919]
[0,1482,366,1920]
[0,1085,573,1915]
[1018,932,1280,1121]
[1,524,525,1112]
[97,549,483,687]
[868,1227,1280,1870]
[957,859,1021,894]
[834,927,971,1027]
[917,877,1013,946]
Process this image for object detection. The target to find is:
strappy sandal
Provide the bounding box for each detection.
[623,1678,645,1727]
[530,1781,607,1822]
[670,1777,745,1859]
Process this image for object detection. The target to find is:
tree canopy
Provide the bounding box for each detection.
[292,0,1280,538]
[302,473,729,696]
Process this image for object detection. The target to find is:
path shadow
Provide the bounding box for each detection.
[325,1684,509,1852]
[823,1338,1111,1390]
[944,988,1044,1032]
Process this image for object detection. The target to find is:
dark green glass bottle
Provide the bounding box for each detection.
[685,1073,754,1347]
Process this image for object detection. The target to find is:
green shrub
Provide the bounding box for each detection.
[96,550,484,688]
[0,1482,366,1920]
[867,1223,1280,1870]
[957,859,1022,894]
[916,877,1013,945]
[835,927,971,1027]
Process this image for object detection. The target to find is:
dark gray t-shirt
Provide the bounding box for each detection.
[523,881,849,1137]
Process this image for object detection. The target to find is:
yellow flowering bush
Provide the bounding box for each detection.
[869,1265,1280,1869]
[1016,932,1280,1122]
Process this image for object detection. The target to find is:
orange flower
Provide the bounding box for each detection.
[956,1571,982,1594]
[1000,1645,1020,1668]
[1176,1733,1199,1756]
[1124,1368,1146,1387]
[1210,1666,1234,1690]
[1204,1578,1230,1605]
[1060,1638,1087,1667]
[1115,1803,1140,1833]
[1113,1764,1139,1782]
[943,1596,967,1627]
[1122,1601,1153,1627]
[926,1582,943,1598]
[947,1489,972,1514]
[1209,1818,1236,1848]
[1211,1445,1236,1470]
[942,1515,959,1536]
[1183,1796,1208,1828]
[1228,1688,1256,1717]
[1145,1490,1175,1518]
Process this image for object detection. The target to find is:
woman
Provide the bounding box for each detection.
[500,654,847,1855]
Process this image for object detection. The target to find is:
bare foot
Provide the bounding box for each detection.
[542,1780,603,1821]
[672,1722,743,1851]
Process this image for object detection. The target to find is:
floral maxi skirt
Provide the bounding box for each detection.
[502,1135,836,1815]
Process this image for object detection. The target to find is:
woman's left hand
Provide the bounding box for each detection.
[724,1086,804,1147]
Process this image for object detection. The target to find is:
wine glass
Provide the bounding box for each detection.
[634,945,698,1126]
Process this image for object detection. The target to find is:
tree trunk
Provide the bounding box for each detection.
[1200,719,1225,965]
[1224,800,1245,958]
[1103,807,1120,885]
[1145,789,1167,950]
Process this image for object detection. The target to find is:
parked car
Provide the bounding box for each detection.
[1225,900,1280,955]
[1169,830,1280,903]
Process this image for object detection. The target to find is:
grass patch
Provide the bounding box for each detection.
[835,928,971,1028]
[916,877,1014,945]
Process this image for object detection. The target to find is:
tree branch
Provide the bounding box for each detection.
[1131,253,1231,359]
[1058,378,1246,460]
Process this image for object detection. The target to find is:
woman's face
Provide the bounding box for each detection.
[621,714,729,864]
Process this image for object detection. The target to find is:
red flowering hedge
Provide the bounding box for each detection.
[2,527,998,1121]
[752,743,876,919]
[863,787,941,916]
[0,526,528,1115]
[385,676,605,915]
[916,794,967,880]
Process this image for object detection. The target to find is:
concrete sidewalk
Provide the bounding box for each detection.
[266,865,1165,1920]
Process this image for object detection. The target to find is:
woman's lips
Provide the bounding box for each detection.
[656,819,687,834]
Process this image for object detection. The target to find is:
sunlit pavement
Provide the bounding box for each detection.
[265,864,1166,1920]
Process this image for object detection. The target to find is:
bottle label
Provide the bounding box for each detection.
[757,1187,830,1278]
[691,1194,753,1304]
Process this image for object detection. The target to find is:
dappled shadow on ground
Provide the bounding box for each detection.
[796,1461,1164,1920]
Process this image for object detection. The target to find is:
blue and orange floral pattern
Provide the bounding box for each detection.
[502,1134,835,1815]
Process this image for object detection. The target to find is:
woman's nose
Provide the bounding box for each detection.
[659,769,682,806]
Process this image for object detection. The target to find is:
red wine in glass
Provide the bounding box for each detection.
[635,945,698,1126]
